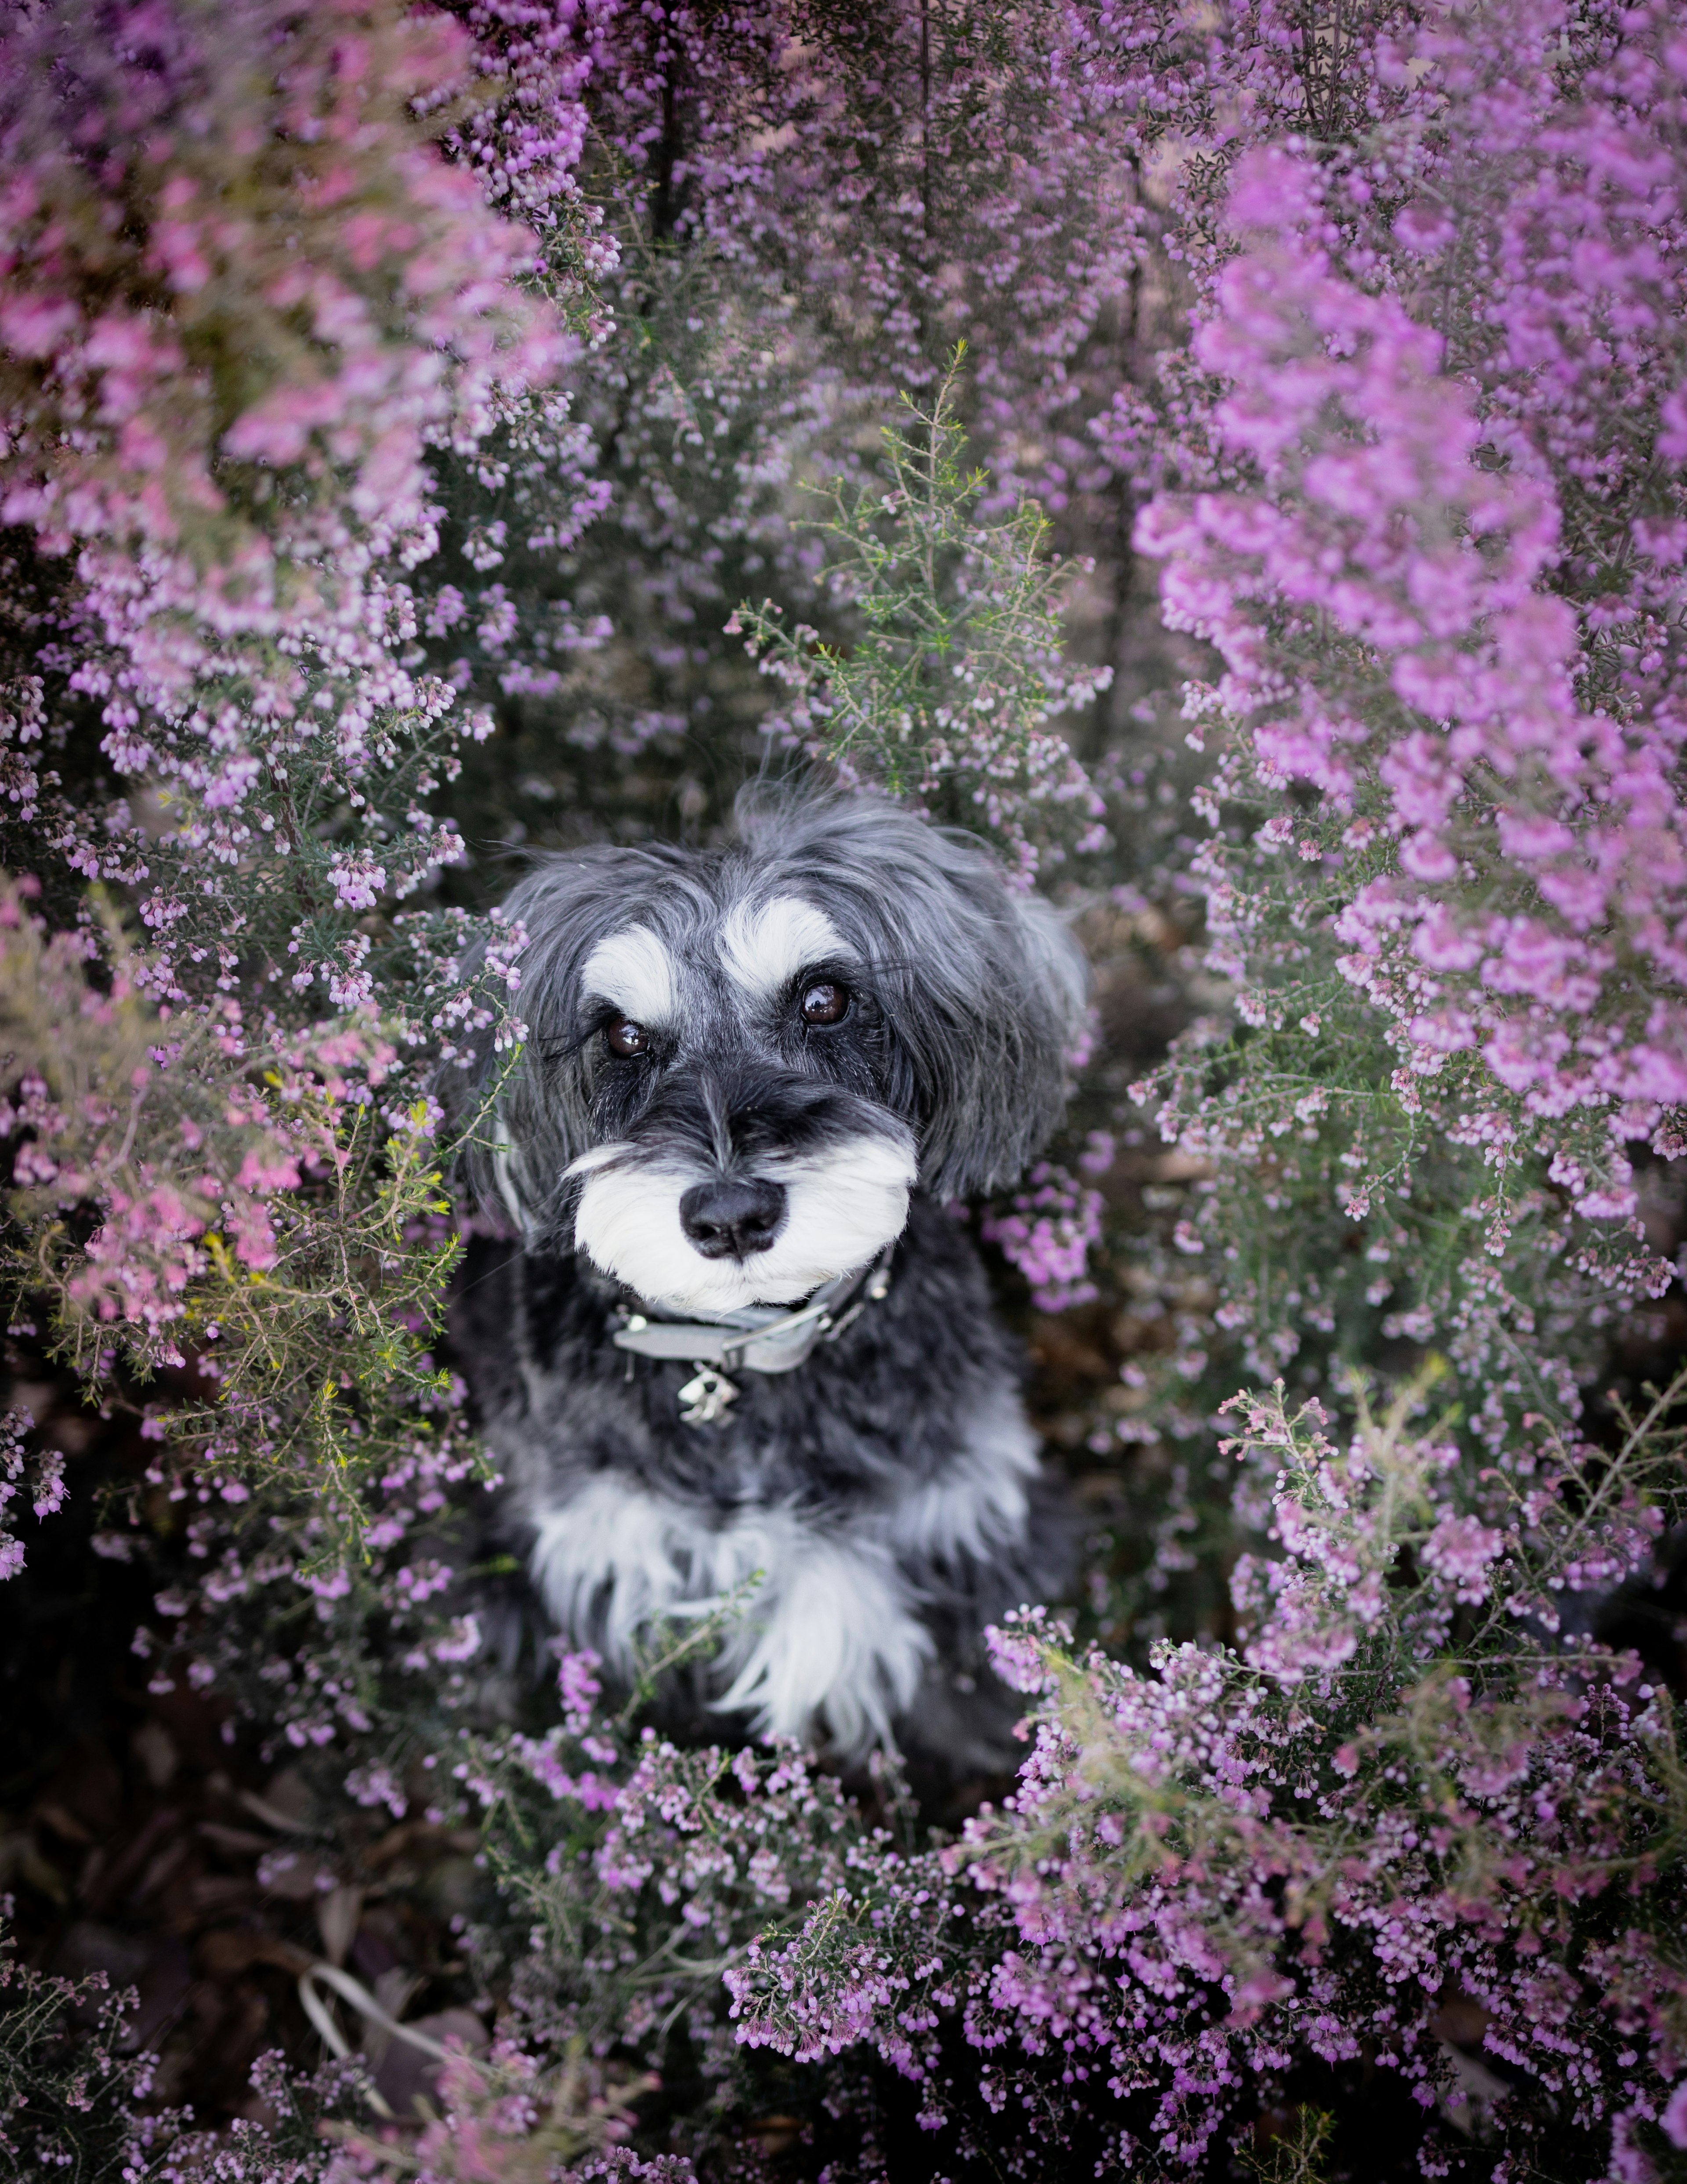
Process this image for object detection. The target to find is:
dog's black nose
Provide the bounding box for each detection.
[679,1176,787,1260]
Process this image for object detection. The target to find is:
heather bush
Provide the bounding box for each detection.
[728,1375,1687,2176]
[1126,0,1687,1419]
[0,1926,157,2174]
[3,2,1687,2182]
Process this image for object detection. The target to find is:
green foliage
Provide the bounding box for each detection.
[1238,2108,1335,2184]
[732,359,1110,877]
[0,881,512,1567]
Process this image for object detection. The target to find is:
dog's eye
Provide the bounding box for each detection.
[605,1015,649,1057]
[800,981,849,1027]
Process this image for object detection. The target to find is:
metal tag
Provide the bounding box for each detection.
[677,1364,739,1426]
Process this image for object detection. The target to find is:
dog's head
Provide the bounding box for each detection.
[457,791,1087,1315]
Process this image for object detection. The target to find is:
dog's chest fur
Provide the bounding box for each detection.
[454,1194,1072,1770]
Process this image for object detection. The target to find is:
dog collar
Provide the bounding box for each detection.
[609,1246,894,1425]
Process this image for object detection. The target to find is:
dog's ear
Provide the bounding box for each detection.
[735,790,1089,1199]
[438,844,684,1244]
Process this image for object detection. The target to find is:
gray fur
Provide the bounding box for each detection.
[445,788,1086,1774]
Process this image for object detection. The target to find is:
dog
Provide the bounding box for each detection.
[448,789,1086,1777]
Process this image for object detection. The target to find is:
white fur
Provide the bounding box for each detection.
[761,1131,917,1288]
[530,1472,713,1665]
[568,1128,916,1314]
[891,1395,1039,1562]
[717,895,850,1002]
[566,1139,638,1177]
[581,925,677,1026]
[713,1535,931,1755]
[568,1154,711,1305]
[491,1112,537,1235]
[528,1474,932,1752]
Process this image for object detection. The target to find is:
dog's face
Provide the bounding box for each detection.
[561,891,920,1313]
[466,795,1086,1315]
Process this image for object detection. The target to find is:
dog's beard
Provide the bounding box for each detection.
[569,1127,916,1314]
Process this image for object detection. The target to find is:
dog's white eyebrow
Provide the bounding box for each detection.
[717,895,851,1001]
[580,925,677,1024]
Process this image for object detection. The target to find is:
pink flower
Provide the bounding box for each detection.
[1422,1514,1506,1605]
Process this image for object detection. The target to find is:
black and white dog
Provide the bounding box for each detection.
[450,791,1085,1775]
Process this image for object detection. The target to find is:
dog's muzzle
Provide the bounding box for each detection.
[565,1075,917,1321]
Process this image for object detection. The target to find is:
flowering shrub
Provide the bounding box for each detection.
[3,1,1687,2181]
[0,1926,157,2169]
[433,0,1148,838]
[981,1164,1105,1313]
[726,1377,1687,2177]
[1124,0,1687,1412]
[0,0,558,1598]
[322,2039,680,2184]
[0,0,572,987]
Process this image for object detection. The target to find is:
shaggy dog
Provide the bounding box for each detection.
[449,791,1086,1776]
